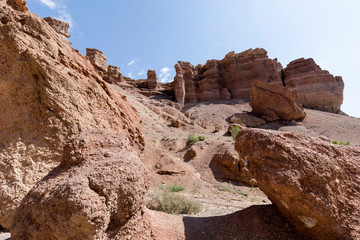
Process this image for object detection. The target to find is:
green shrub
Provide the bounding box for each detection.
[169,184,186,192]
[231,126,241,140]
[197,136,205,141]
[146,191,201,215]
[187,133,198,143]
[332,140,350,146]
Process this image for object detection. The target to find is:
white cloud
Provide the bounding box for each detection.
[159,67,174,83]
[127,73,135,78]
[58,10,74,28]
[39,0,56,9]
[127,59,137,66]
[137,69,146,76]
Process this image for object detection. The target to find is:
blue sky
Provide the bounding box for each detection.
[27,0,360,117]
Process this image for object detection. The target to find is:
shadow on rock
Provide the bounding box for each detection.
[183,205,303,240]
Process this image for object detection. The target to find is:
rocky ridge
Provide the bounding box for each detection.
[0,0,143,229]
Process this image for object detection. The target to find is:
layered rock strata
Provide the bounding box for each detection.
[86,48,108,72]
[173,49,344,114]
[235,129,360,240]
[0,0,143,229]
[283,58,344,113]
[43,16,70,38]
[173,48,283,104]
[250,80,306,121]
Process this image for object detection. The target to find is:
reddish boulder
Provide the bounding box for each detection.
[283,58,344,113]
[235,129,360,240]
[86,48,108,72]
[11,131,151,240]
[250,80,306,121]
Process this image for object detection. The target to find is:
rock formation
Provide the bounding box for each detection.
[250,80,306,121]
[0,0,143,229]
[147,69,158,89]
[86,48,108,72]
[6,0,27,11]
[172,50,344,114]
[210,143,256,186]
[43,16,70,38]
[173,48,283,105]
[104,65,122,83]
[11,131,151,240]
[235,129,360,240]
[283,58,344,113]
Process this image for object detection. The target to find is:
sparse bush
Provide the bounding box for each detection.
[332,140,350,146]
[197,135,205,141]
[146,190,201,215]
[231,126,241,140]
[187,133,198,143]
[169,184,185,192]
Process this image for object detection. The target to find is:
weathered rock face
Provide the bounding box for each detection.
[209,143,257,186]
[104,65,122,83]
[283,58,344,113]
[235,129,360,240]
[43,17,70,38]
[7,0,27,11]
[147,69,158,89]
[173,48,283,104]
[11,131,151,240]
[86,48,108,72]
[250,80,306,121]
[0,0,143,229]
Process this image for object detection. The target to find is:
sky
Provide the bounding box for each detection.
[27,0,360,117]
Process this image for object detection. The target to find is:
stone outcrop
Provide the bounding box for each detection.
[104,65,122,83]
[173,48,283,105]
[86,48,108,72]
[172,50,344,114]
[147,69,158,89]
[43,17,70,38]
[235,129,360,240]
[7,0,27,11]
[250,80,306,121]
[11,131,151,240]
[283,58,344,113]
[0,0,143,229]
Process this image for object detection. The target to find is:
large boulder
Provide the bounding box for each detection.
[283,58,344,113]
[235,129,360,240]
[11,131,151,240]
[0,0,143,229]
[250,80,306,121]
[173,48,283,104]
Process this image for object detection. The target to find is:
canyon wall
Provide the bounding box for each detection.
[173,49,344,113]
